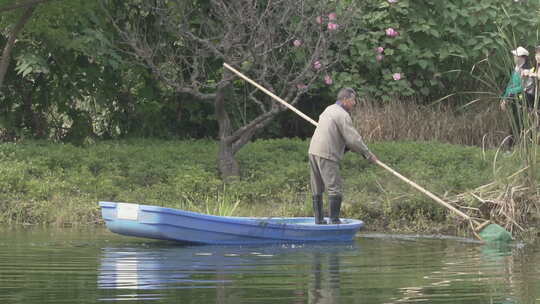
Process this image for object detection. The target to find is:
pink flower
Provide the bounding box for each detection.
[385,28,399,37]
[316,16,323,24]
[388,0,398,3]
[327,23,339,31]
[293,39,302,47]
[328,12,337,20]
[313,60,322,70]
[376,46,385,54]
[376,54,384,62]
[296,83,308,90]
[392,73,402,80]
[324,75,333,85]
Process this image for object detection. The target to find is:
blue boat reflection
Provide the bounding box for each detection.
[98,242,355,303]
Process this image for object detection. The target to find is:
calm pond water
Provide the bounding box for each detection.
[0,227,539,304]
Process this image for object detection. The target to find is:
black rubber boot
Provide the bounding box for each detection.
[329,195,342,224]
[312,194,326,224]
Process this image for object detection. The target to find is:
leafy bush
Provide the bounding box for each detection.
[336,0,540,101]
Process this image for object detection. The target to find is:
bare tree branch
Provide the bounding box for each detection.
[106,0,354,178]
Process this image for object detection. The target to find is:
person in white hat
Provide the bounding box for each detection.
[502,46,531,101]
[501,46,534,145]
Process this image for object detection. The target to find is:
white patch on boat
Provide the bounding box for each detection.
[195,252,213,256]
[116,203,139,220]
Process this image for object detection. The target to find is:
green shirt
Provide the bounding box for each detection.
[503,70,523,98]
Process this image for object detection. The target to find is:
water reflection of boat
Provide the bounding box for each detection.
[98,243,354,303]
[99,202,364,245]
[98,246,240,291]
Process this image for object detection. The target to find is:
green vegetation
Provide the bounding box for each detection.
[1,138,536,240]
[338,0,540,102]
[1,1,539,141]
[1,1,539,241]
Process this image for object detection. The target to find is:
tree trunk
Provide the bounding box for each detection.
[0,5,36,89]
[214,79,281,181]
[218,139,240,181]
[215,82,240,180]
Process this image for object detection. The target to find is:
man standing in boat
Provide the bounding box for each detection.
[309,87,378,224]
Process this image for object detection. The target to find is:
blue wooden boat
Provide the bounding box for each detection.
[99,201,364,245]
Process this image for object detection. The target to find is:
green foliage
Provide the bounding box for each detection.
[0,139,528,233]
[1,0,540,142]
[0,0,217,142]
[336,0,540,102]
[14,53,49,77]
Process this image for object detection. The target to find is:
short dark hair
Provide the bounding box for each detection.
[337,87,356,101]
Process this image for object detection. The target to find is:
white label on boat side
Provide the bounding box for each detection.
[116,203,139,220]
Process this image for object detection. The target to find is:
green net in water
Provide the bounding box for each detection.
[478,224,513,243]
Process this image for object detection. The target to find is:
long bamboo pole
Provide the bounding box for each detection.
[223,62,473,222]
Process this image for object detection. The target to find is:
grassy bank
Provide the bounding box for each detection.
[1,138,537,240]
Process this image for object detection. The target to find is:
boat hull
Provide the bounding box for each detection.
[99,201,364,245]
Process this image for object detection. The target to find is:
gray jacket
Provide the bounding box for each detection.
[308,104,370,162]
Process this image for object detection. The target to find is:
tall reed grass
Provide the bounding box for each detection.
[353,99,510,148]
